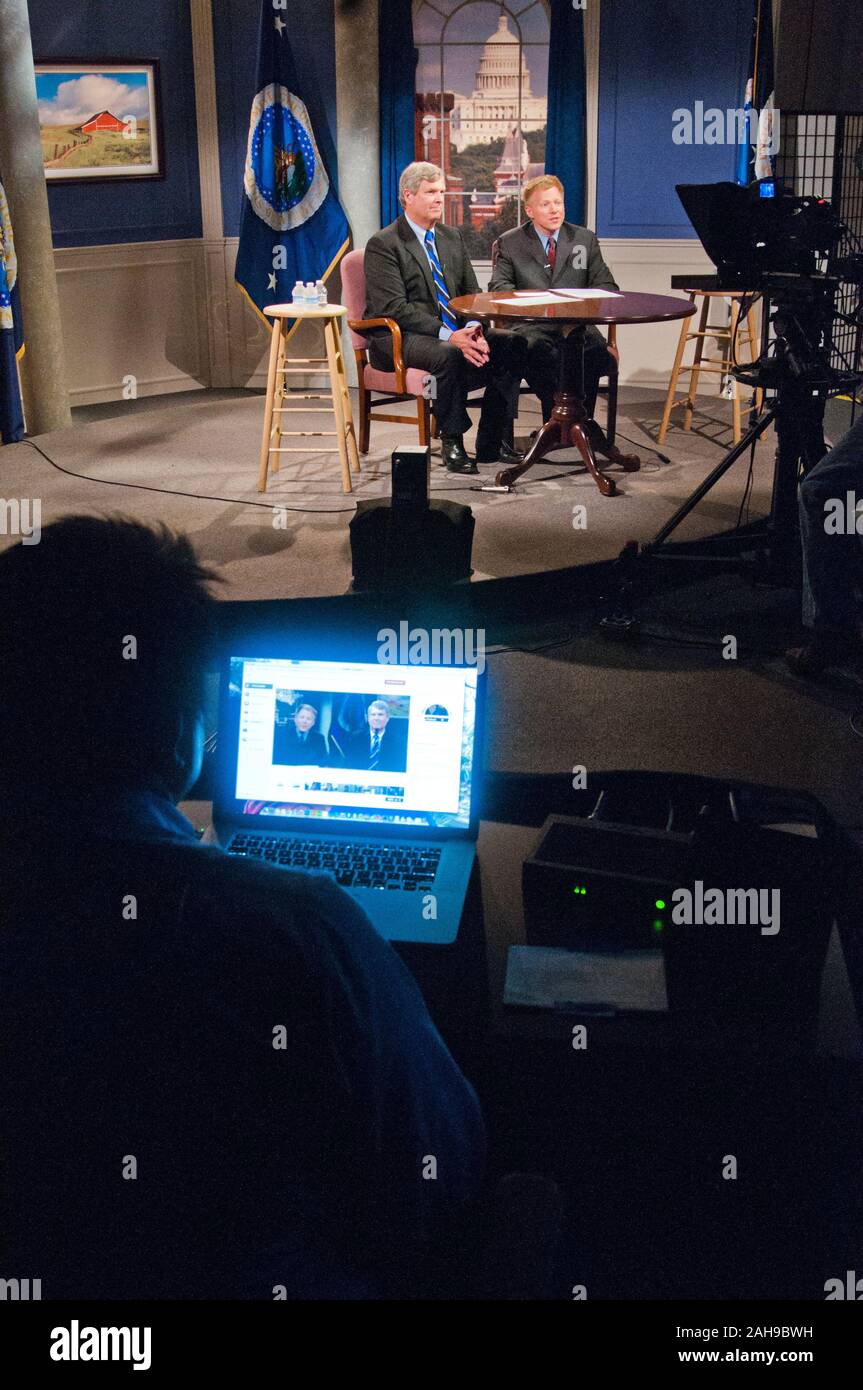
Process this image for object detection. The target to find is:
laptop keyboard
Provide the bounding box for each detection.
[226,834,442,891]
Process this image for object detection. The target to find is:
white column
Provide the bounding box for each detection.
[189,0,233,387]
[584,0,601,233]
[334,0,381,249]
[0,0,72,433]
[334,0,381,386]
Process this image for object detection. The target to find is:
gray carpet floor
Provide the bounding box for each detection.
[3,386,862,834]
[4,384,777,595]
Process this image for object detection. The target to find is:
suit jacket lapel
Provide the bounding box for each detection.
[551,224,574,284]
[398,215,437,305]
[524,223,549,275]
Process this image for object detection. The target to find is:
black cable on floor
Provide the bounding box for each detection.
[22,439,359,514]
[613,430,672,463]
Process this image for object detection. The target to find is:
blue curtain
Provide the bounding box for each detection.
[545,0,587,224]
[379,0,417,228]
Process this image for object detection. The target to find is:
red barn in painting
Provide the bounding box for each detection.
[74,110,126,134]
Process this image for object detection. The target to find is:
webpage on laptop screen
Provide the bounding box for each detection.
[229,657,478,829]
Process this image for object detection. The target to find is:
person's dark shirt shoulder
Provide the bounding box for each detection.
[1,819,485,1297]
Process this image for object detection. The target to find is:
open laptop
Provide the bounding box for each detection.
[209,649,484,944]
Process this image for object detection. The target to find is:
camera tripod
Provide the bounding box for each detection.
[615,282,860,598]
[640,371,828,581]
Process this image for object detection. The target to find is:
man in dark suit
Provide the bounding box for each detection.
[0,517,484,1298]
[363,161,527,474]
[273,701,329,765]
[342,701,409,773]
[489,174,638,468]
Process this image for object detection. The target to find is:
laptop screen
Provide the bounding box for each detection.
[220,655,480,833]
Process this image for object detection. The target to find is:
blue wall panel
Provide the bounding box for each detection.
[212,0,338,239]
[597,0,752,238]
[28,0,203,247]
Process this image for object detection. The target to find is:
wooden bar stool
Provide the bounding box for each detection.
[258,302,361,494]
[658,290,762,445]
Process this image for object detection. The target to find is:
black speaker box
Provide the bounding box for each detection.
[349,498,474,589]
[391,443,431,511]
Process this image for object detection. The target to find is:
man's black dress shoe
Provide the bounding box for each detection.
[441,435,478,474]
[474,439,525,465]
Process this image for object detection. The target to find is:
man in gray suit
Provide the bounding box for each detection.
[489,174,637,466]
[364,162,526,474]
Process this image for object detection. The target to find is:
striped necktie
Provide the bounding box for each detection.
[369,731,381,770]
[546,235,556,274]
[424,230,457,331]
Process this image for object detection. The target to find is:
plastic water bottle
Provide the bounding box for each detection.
[291,280,305,305]
[304,281,317,306]
[315,279,328,305]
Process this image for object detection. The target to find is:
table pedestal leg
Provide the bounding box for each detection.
[495,323,638,493]
[496,391,617,496]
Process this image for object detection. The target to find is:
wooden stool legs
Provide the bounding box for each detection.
[323,317,360,493]
[658,293,696,444]
[684,294,711,432]
[257,311,361,495]
[658,292,762,446]
[257,317,284,493]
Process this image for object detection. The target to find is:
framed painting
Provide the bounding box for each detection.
[34,61,164,182]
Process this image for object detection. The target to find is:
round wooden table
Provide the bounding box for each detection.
[449,290,697,494]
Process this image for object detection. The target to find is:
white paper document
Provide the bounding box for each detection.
[549,288,623,299]
[491,293,568,305]
[504,944,669,1013]
[492,289,624,306]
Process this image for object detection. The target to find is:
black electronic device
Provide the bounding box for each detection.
[676,180,843,291]
[391,443,430,512]
[522,777,836,1047]
[349,497,474,589]
[607,179,863,596]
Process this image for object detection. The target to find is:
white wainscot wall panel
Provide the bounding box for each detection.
[54,237,720,405]
[54,241,211,406]
[600,239,719,390]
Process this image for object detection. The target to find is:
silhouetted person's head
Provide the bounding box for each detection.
[0,515,220,800]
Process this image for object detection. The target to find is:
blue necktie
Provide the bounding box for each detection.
[369,732,381,770]
[424,230,457,332]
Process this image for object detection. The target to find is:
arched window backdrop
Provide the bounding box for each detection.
[413,0,550,260]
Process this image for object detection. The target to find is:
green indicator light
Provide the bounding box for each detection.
[655,899,666,911]
[572,886,587,895]
[652,919,664,933]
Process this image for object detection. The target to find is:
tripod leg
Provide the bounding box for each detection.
[647,408,778,550]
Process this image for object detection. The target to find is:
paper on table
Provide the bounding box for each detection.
[491,289,624,306]
[491,293,565,305]
[504,944,669,1012]
[549,288,623,299]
